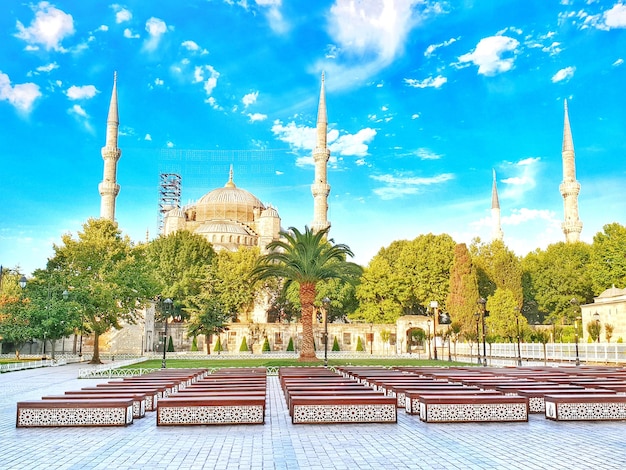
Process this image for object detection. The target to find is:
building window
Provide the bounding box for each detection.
[343,332,351,345]
[228,331,237,345]
[274,332,283,344]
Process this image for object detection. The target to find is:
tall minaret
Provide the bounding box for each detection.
[310,72,331,233]
[559,99,582,243]
[98,72,122,221]
[491,169,504,241]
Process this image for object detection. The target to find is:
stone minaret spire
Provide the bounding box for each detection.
[559,99,582,242]
[98,72,122,221]
[311,72,331,233]
[491,169,504,241]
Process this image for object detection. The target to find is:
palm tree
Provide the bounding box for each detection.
[250,226,362,362]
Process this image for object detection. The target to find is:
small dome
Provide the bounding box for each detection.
[166,208,185,218]
[195,220,253,236]
[598,286,626,298]
[260,206,279,218]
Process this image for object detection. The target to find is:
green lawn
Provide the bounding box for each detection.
[0,359,41,365]
[121,358,473,369]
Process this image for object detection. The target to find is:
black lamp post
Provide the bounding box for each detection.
[593,311,600,343]
[426,319,432,360]
[162,298,173,369]
[322,297,330,367]
[478,298,488,366]
[429,301,438,360]
[570,298,581,366]
[474,312,481,364]
[514,307,522,366]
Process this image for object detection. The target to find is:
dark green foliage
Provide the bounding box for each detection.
[356,336,364,352]
[239,336,249,352]
[167,336,174,352]
[286,337,294,351]
[332,336,340,351]
[191,336,198,352]
[262,337,271,352]
[213,336,223,352]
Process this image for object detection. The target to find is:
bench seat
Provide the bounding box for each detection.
[157,396,265,425]
[514,388,607,413]
[418,394,528,423]
[290,395,397,424]
[44,393,146,418]
[544,393,626,421]
[286,389,384,416]
[17,398,134,427]
[404,389,495,414]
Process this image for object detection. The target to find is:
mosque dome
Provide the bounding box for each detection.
[195,169,264,224]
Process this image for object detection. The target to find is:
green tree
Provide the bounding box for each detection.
[332,336,340,351]
[262,337,271,352]
[590,223,626,293]
[446,243,480,333]
[250,226,362,362]
[191,336,198,351]
[521,242,593,326]
[471,239,523,306]
[485,288,526,341]
[0,291,35,357]
[356,335,364,352]
[213,336,224,353]
[605,323,614,343]
[286,337,294,351]
[186,299,231,352]
[587,321,601,342]
[47,219,157,364]
[239,336,249,352]
[167,335,174,352]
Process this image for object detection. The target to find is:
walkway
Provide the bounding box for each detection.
[1,363,626,469]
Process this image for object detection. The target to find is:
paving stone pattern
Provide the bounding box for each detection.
[1,363,626,469]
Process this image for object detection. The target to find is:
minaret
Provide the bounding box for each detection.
[491,169,504,241]
[98,72,122,221]
[559,99,582,242]
[310,72,331,233]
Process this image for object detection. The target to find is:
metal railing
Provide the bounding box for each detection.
[0,358,67,373]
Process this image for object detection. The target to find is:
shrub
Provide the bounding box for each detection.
[286,337,294,351]
[167,336,174,352]
[213,336,223,352]
[191,336,198,352]
[332,336,340,351]
[262,337,271,352]
[356,336,364,352]
[239,336,249,352]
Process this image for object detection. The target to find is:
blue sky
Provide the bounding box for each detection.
[2,0,626,276]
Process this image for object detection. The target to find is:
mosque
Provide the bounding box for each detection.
[78,72,619,358]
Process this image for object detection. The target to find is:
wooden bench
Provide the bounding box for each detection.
[544,393,626,421]
[286,389,384,416]
[17,398,134,427]
[290,395,397,424]
[404,389,492,414]
[418,394,528,423]
[157,396,265,425]
[80,386,164,410]
[511,387,595,413]
[44,393,146,418]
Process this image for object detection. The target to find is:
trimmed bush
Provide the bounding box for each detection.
[214,336,223,352]
[286,337,294,351]
[356,336,364,352]
[332,336,340,351]
[239,336,249,352]
[262,337,271,352]
[167,336,174,352]
[191,336,198,352]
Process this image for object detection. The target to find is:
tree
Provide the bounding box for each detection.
[448,322,462,359]
[239,336,249,352]
[0,294,34,357]
[167,336,174,352]
[587,321,601,342]
[531,329,551,365]
[486,288,527,341]
[213,336,224,353]
[605,323,614,343]
[262,337,271,352]
[356,336,364,352]
[380,329,390,354]
[591,223,626,293]
[332,336,340,351]
[286,337,294,351]
[250,226,362,362]
[191,336,198,352]
[186,298,231,351]
[46,219,157,364]
[446,243,480,333]
[471,239,523,306]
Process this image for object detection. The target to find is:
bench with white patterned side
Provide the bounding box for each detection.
[418,394,528,423]
[544,393,626,421]
[80,386,163,410]
[291,395,397,424]
[514,388,607,413]
[17,399,134,427]
[157,396,266,425]
[286,389,383,416]
[405,389,494,415]
[391,383,473,409]
[43,393,146,418]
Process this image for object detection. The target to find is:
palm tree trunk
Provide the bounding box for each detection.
[299,283,317,362]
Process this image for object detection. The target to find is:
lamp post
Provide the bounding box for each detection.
[19,275,27,289]
[162,298,173,369]
[478,298,488,366]
[570,298,581,366]
[593,311,600,343]
[322,297,330,367]
[429,301,438,360]
[514,307,522,367]
[474,312,481,364]
[426,319,432,360]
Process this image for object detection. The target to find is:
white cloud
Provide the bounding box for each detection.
[65,85,98,100]
[36,62,59,73]
[329,128,377,157]
[371,172,454,200]
[603,3,626,29]
[242,91,258,107]
[255,0,288,34]
[501,157,540,200]
[98,25,109,32]
[182,40,199,51]
[0,72,41,113]
[404,75,447,88]
[415,148,442,160]
[15,2,75,52]
[124,28,139,39]
[113,6,132,24]
[613,58,624,66]
[458,35,519,76]
[166,141,174,148]
[248,112,267,122]
[145,134,152,141]
[154,78,164,86]
[502,208,557,226]
[424,37,458,57]
[551,66,575,83]
[69,104,88,118]
[194,65,220,100]
[143,17,167,51]
[271,120,315,150]
[411,113,420,119]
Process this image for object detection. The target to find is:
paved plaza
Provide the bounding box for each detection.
[2,363,626,469]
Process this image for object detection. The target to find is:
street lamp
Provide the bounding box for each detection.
[514,307,522,367]
[570,298,581,366]
[478,298,488,366]
[162,298,173,369]
[426,319,432,360]
[19,275,27,289]
[429,301,438,360]
[322,297,330,367]
[593,311,600,344]
[474,312,481,364]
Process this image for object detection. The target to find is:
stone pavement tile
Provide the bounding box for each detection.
[3,364,626,469]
